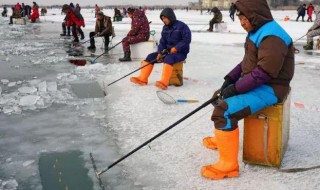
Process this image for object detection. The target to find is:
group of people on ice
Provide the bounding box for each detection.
[1,0,319,181]
[3,2,40,24]
[296,3,316,22]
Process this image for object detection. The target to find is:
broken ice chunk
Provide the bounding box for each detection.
[19,95,40,106]
[7,82,17,87]
[47,82,57,92]
[38,81,47,92]
[18,86,37,94]
[1,79,9,85]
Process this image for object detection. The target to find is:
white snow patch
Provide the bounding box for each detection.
[22,160,35,167]
[19,95,40,106]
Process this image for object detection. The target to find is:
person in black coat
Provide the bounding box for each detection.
[296,4,307,22]
[229,3,236,22]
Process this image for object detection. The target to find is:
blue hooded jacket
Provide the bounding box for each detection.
[158,8,191,55]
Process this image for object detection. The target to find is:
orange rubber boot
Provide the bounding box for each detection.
[203,136,218,150]
[130,61,154,85]
[154,64,173,90]
[201,128,239,180]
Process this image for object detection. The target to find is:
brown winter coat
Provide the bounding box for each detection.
[95,15,112,34]
[235,0,294,102]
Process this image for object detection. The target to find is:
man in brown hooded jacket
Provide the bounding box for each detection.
[201,0,294,180]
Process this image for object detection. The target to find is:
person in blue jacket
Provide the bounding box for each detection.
[130,8,191,90]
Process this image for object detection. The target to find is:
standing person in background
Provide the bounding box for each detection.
[95,4,100,18]
[2,6,8,17]
[119,7,150,62]
[296,4,306,22]
[32,2,39,10]
[21,3,26,17]
[229,2,236,22]
[87,11,112,51]
[130,8,191,90]
[122,8,127,17]
[76,3,81,12]
[113,8,122,21]
[207,7,222,32]
[60,14,71,37]
[62,4,85,43]
[307,3,315,22]
[29,5,39,22]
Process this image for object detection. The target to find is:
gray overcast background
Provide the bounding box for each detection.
[1,0,191,6]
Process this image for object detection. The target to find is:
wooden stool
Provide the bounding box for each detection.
[243,92,291,167]
[14,18,26,25]
[169,61,184,87]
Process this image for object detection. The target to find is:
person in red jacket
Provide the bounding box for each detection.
[29,7,39,22]
[119,8,150,62]
[95,4,100,18]
[15,3,21,13]
[307,3,315,22]
[62,4,85,43]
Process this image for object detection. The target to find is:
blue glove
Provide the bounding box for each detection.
[221,84,238,99]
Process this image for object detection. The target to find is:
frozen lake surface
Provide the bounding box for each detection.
[1,8,320,190]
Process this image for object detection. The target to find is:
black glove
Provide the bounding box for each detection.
[221,76,234,92]
[221,84,238,99]
[211,89,221,106]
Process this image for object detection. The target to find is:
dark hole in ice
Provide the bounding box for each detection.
[71,82,106,99]
[38,150,94,190]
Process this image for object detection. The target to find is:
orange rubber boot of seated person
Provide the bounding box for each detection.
[130,61,154,85]
[201,128,239,180]
[154,63,173,90]
[203,136,218,150]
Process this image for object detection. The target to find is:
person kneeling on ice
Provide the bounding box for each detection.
[201,0,294,180]
[303,10,320,50]
[29,5,39,23]
[119,7,150,62]
[62,4,85,44]
[207,7,222,32]
[87,11,112,51]
[130,8,191,90]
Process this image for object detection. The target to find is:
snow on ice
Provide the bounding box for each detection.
[0,7,320,190]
